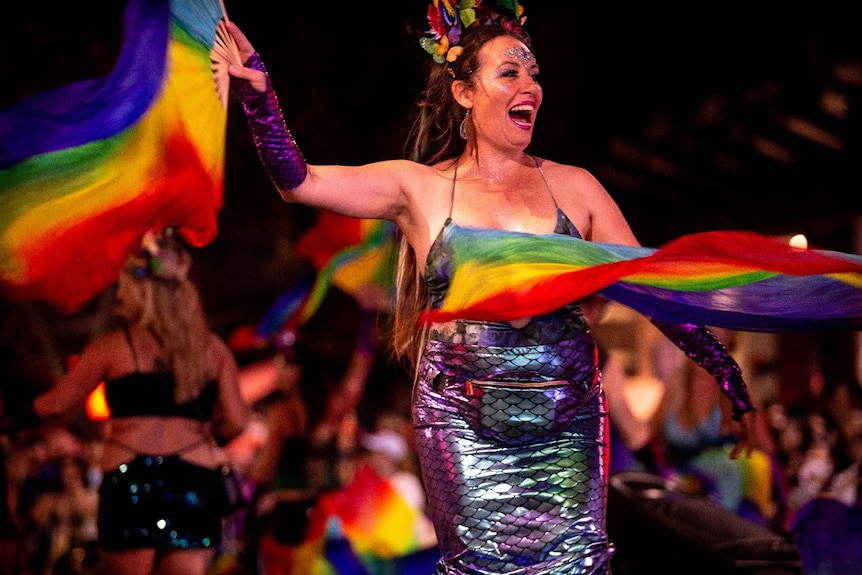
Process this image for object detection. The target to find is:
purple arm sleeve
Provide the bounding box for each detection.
[651,320,755,421]
[231,53,307,191]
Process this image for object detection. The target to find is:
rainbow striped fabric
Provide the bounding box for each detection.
[293,214,397,323]
[257,213,397,340]
[0,0,228,314]
[421,227,862,331]
[257,464,440,575]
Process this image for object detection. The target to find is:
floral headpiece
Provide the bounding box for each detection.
[125,227,189,281]
[421,0,526,64]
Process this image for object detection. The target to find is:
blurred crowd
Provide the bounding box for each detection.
[3,297,862,574]
[0,294,439,575]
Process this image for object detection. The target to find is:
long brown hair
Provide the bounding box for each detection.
[392,25,532,372]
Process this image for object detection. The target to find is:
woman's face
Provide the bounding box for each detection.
[469,35,542,150]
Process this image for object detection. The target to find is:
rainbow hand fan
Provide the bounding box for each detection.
[422,227,862,331]
[0,0,240,314]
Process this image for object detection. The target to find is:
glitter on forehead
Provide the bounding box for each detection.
[503,46,536,66]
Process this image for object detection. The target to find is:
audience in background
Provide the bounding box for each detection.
[245,308,377,575]
[3,290,862,573]
[0,230,250,575]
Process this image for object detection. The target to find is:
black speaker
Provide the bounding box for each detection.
[607,472,802,575]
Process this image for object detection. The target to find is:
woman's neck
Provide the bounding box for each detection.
[459,148,533,184]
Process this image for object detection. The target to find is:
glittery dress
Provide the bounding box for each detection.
[413,165,613,574]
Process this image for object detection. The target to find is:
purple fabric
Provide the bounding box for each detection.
[791,497,862,575]
[651,320,754,420]
[0,0,168,169]
[231,52,307,191]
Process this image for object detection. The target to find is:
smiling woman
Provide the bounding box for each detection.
[217,0,776,570]
[6,1,857,335]
[3,2,861,571]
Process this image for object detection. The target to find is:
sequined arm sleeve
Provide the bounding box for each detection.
[650,320,755,421]
[231,53,307,191]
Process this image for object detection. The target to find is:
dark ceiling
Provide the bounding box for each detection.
[2,1,861,351]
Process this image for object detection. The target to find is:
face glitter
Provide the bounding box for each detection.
[504,46,536,66]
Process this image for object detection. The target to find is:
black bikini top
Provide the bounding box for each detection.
[103,327,218,420]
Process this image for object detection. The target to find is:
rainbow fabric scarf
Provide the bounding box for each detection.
[421,226,862,331]
[257,465,440,575]
[0,0,227,314]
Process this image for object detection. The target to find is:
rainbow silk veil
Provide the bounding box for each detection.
[422,228,862,331]
[0,0,232,314]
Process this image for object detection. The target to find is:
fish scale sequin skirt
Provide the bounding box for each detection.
[414,336,614,574]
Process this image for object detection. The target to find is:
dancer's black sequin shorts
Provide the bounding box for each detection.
[97,455,225,550]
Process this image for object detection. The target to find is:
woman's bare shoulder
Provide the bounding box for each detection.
[83,328,127,356]
[534,157,601,184]
[389,158,459,218]
[370,158,444,176]
[384,157,456,185]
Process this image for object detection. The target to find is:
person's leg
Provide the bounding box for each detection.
[156,548,217,575]
[97,548,157,575]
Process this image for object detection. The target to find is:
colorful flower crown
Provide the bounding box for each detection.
[420,0,526,64]
[125,227,189,281]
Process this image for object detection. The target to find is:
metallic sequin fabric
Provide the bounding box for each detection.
[650,319,753,420]
[234,52,308,192]
[414,341,612,574]
[415,213,614,573]
[97,455,225,550]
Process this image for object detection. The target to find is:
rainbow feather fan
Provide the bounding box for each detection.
[421,227,862,331]
[0,0,238,314]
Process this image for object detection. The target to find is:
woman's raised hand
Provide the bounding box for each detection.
[226,21,268,93]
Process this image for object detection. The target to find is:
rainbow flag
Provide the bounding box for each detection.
[421,227,862,331]
[292,212,397,323]
[310,465,439,573]
[255,273,315,341]
[256,465,440,574]
[255,214,397,341]
[0,0,230,314]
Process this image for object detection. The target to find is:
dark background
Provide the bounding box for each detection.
[2,1,861,363]
[1,8,858,569]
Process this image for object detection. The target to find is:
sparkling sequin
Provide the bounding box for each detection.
[97,454,225,550]
[417,209,614,573]
[503,46,536,66]
[237,53,308,191]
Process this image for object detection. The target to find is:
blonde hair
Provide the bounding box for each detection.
[120,238,211,403]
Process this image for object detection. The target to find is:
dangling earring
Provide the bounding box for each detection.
[459,109,471,140]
